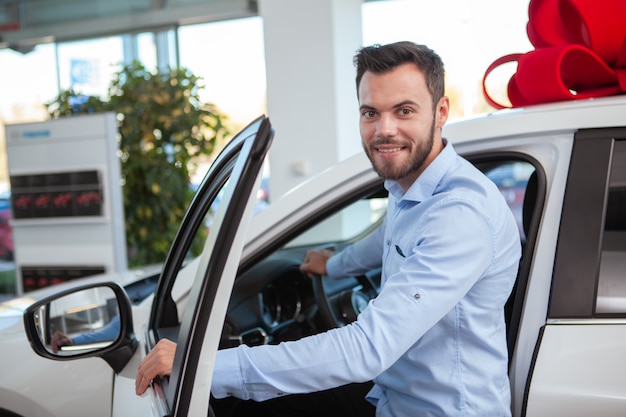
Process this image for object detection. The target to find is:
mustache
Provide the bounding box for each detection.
[366,138,407,148]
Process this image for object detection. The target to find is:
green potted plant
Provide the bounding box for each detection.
[47,62,230,267]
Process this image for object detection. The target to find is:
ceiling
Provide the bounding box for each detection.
[0,0,258,51]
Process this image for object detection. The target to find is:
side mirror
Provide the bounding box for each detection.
[23,282,138,373]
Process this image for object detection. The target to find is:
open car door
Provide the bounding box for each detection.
[125,116,274,416]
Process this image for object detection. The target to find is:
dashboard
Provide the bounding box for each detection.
[219,249,380,349]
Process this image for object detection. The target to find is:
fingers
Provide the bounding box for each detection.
[51,332,73,354]
[135,339,177,396]
[300,249,333,277]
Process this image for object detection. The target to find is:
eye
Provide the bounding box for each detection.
[361,110,377,119]
[399,108,413,116]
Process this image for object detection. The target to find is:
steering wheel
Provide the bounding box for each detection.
[311,273,379,330]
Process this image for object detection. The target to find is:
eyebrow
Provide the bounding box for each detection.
[393,100,421,109]
[359,100,421,112]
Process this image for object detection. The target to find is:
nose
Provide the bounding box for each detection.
[377,114,397,138]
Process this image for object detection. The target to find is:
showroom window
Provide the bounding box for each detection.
[0,44,58,121]
[56,37,124,98]
[178,17,266,127]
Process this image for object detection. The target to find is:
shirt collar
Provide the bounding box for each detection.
[384,138,455,203]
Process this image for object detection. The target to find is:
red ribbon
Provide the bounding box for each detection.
[483,0,626,109]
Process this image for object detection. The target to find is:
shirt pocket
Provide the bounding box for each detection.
[394,244,406,258]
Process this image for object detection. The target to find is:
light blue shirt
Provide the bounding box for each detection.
[212,141,521,417]
[72,315,120,345]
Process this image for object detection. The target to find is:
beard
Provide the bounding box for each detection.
[363,115,436,181]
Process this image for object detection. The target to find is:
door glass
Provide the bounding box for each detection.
[483,160,536,240]
[596,140,626,314]
[167,167,272,325]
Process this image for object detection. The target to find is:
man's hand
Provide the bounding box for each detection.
[135,338,177,396]
[299,248,334,278]
[51,331,73,353]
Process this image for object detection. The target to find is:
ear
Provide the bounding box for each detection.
[435,96,450,129]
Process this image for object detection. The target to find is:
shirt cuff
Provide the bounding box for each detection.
[326,254,343,278]
[211,347,247,399]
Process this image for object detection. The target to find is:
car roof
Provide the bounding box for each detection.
[443,96,626,143]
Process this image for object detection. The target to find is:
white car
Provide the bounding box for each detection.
[3,96,626,417]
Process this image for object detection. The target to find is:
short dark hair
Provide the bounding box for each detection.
[354,41,445,109]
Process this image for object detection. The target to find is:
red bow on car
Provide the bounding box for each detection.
[483,0,626,109]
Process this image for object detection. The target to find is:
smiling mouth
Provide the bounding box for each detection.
[377,147,403,154]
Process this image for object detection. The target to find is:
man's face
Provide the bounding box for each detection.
[358,63,449,190]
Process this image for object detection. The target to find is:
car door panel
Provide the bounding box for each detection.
[525,324,626,416]
[131,116,274,416]
[112,349,156,417]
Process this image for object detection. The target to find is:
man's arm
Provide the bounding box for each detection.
[72,315,121,345]
[325,222,385,278]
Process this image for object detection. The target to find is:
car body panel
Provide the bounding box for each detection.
[526,323,626,416]
[112,306,155,417]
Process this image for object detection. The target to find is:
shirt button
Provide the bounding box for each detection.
[414,293,421,299]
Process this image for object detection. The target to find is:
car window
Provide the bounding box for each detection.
[596,140,626,314]
[484,161,535,241]
[172,174,270,321]
[286,194,388,248]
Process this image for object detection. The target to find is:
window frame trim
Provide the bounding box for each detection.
[549,128,626,319]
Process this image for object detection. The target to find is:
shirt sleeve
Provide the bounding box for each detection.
[211,322,383,401]
[72,315,120,345]
[326,221,385,278]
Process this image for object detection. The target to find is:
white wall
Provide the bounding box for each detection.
[260,0,364,199]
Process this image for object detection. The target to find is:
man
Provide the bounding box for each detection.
[136,41,521,417]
